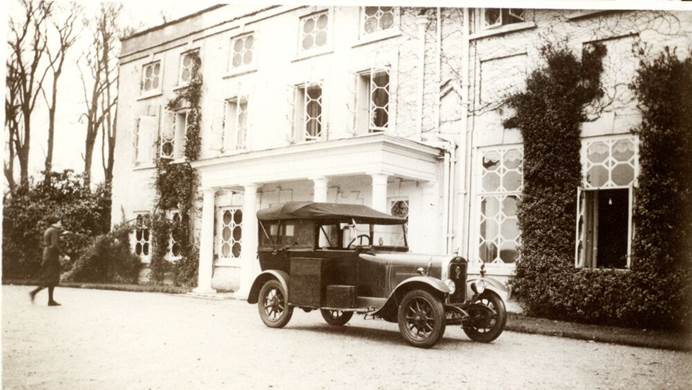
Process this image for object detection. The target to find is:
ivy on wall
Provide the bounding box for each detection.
[628,48,692,327]
[504,42,691,329]
[149,52,203,286]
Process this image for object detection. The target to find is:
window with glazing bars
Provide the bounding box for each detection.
[223,98,248,151]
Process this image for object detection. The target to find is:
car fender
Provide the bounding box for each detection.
[372,276,450,319]
[247,270,290,304]
[466,276,510,303]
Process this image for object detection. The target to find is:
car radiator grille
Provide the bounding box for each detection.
[448,257,467,304]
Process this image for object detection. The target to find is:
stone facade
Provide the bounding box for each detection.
[112,6,692,296]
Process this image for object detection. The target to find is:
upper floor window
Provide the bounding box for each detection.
[361,7,396,35]
[293,83,323,142]
[141,61,161,94]
[161,111,188,160]
[229,33,254,70]
[178,50,200,86]
[134,114,158,165]
[223,97,248,151]
[299,11,329,54]
[356,69,390,133]
[576,136,638,270]
[481,8,526,30]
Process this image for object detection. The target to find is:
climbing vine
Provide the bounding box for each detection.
[505,42,691,329]
[149,52,203,286]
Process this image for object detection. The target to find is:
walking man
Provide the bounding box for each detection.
[30,218,65,306]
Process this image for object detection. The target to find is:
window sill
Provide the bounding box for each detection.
[352,30,402,48]
[214,260,240,268]
[133,162,156,171]
[222,67,258,80]
[173,83,193,92]
[567,11,611,21]
[470,21,537,40]
[137,91,163,101]
[291,49,334,63]
[575,266,631,272]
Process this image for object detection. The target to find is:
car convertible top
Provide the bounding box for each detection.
[256,201,405,225]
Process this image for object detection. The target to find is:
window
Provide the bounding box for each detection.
[299,11,329,54]
[356,69,390,133]
[372,199,408,247]
[217,207,243,262]
[166,210,182,261]
[161,111,188,160]
[229,34,254,70]
[576,137,637,269]
[280,221,314,248]
[293,83,323,142]
[477,148,523,264]
[361,7,396,35]
[223,98,248,151]
[133,214,151,263]
[141,61,161,94]
[481,8,526,30]
[178,50,200,85]
[135,115,158,164]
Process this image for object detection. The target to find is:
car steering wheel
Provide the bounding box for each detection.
[347,234,371,249]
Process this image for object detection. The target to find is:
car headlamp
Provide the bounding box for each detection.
[444,279,456,294]
[474,279,486,294]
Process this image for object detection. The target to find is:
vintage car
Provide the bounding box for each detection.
[247,201,508,348]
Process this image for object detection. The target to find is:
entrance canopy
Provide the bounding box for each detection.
[257,201,406,224]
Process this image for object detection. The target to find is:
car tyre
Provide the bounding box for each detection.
[320,309,354,326]
[258,279,293,328]
[462,291,507,343]
[397,289,446,348]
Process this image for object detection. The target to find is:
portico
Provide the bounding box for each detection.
[191,133,442,298]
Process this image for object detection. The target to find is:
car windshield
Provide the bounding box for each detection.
[317,222,408,250]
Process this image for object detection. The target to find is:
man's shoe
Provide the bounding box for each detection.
[48,301,61,306]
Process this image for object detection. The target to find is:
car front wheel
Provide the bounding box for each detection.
[462,291,507,343]
[320,309,354,326]
[258,279,293,328]
[397,289,446,348]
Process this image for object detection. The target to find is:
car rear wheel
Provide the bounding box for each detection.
[462,291,507,343]
[397,289,446,348]
[258,279,293,328]
[320,309,354,326]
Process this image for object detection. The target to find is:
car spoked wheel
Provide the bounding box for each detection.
[397,289,445,348]
[462,291,507,343]
[258,279,293,328]
[320,309,354,326]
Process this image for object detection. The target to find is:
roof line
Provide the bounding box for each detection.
[121,4,227,42]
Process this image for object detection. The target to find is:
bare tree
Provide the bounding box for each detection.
[79,2,121,188]
[6,0,54,188]
[41,2,80,185]
[5,62,22,192]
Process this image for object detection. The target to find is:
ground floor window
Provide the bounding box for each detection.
[165,210,182,262]
[476,147,523,264]
[216,207,243,263]
[132,213,151,263]
[576,136,637,269]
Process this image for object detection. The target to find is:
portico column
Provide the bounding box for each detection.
[312,176,328,202]
[237,183,258,300]
[370,173,389,212]
[194,187,216,294]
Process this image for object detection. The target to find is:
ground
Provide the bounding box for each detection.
[3,286,691,390]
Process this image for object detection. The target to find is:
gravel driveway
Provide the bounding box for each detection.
[3,285,691,389]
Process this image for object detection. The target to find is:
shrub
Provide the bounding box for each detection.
[62,222,141,283]
[2,171,110,280]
